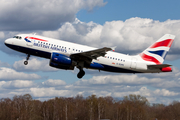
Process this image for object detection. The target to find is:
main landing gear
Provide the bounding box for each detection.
[77,62,85,79]
[77,69,85,79]
[24,54,30,65]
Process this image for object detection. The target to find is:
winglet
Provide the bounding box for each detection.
[111,46,117,52]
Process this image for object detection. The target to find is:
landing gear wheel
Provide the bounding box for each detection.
[24,54,30,65]
[24,61,28,65]
[77,70,85,79]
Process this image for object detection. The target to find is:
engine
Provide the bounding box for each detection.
[49,52,74,70]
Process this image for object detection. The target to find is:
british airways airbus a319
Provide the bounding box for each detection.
[4,34,175,78]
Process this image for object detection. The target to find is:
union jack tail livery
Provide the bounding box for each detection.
[139,34,175,64]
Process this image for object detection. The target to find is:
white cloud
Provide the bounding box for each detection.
[43,18,180,60]
[42,79,66,87]
[0,71,179,104]
[30,87,70,97]
[0,32,4,39]
[154,89,179,97]
[0,67,41,80]
[2,80,35,89]
[75,74,163,86]
[0,0,106,31]
[13,58,58,72]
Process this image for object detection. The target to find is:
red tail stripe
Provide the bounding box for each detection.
[140,53,161,64]
[150,39,173,48]
[25,37,48,42]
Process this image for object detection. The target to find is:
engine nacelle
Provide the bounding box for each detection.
[89,62,104,69]
[50,53,74,70]
[51,53,71,64]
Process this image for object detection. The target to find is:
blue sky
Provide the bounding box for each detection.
[0,0,180,104]
[77,0,180,23]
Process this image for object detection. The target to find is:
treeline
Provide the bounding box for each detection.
[0,94,180,120]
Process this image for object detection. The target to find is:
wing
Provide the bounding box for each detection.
[147,64,172,69]
[70,47,112,63]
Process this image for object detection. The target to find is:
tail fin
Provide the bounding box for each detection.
[139,34,175,64]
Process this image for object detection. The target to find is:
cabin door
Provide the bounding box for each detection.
[130,58,137,69]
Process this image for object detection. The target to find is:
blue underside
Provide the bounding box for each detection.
[5,44,140,73]
[5,43,51,59]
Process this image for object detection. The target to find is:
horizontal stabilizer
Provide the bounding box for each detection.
[147,64,172,69]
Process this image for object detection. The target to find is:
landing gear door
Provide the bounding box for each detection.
[130,58,137,69]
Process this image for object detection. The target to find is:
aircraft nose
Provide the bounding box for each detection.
[4,38,13,47]
[5,38,12,45]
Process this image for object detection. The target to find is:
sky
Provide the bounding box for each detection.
[0,0,180,104]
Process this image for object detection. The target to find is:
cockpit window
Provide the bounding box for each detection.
[13,36,22,39]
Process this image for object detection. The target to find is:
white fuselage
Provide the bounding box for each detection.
[4,34,166,75]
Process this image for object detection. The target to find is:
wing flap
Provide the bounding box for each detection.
[70,47,112,61]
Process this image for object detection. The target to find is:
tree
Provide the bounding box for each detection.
[122,94,150,120]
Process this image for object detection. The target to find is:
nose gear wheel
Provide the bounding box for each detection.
[24,54,30,65]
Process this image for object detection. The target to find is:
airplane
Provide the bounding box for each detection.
[4,34,175,79]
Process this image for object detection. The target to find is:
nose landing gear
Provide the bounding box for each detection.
[24,54,30,65]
